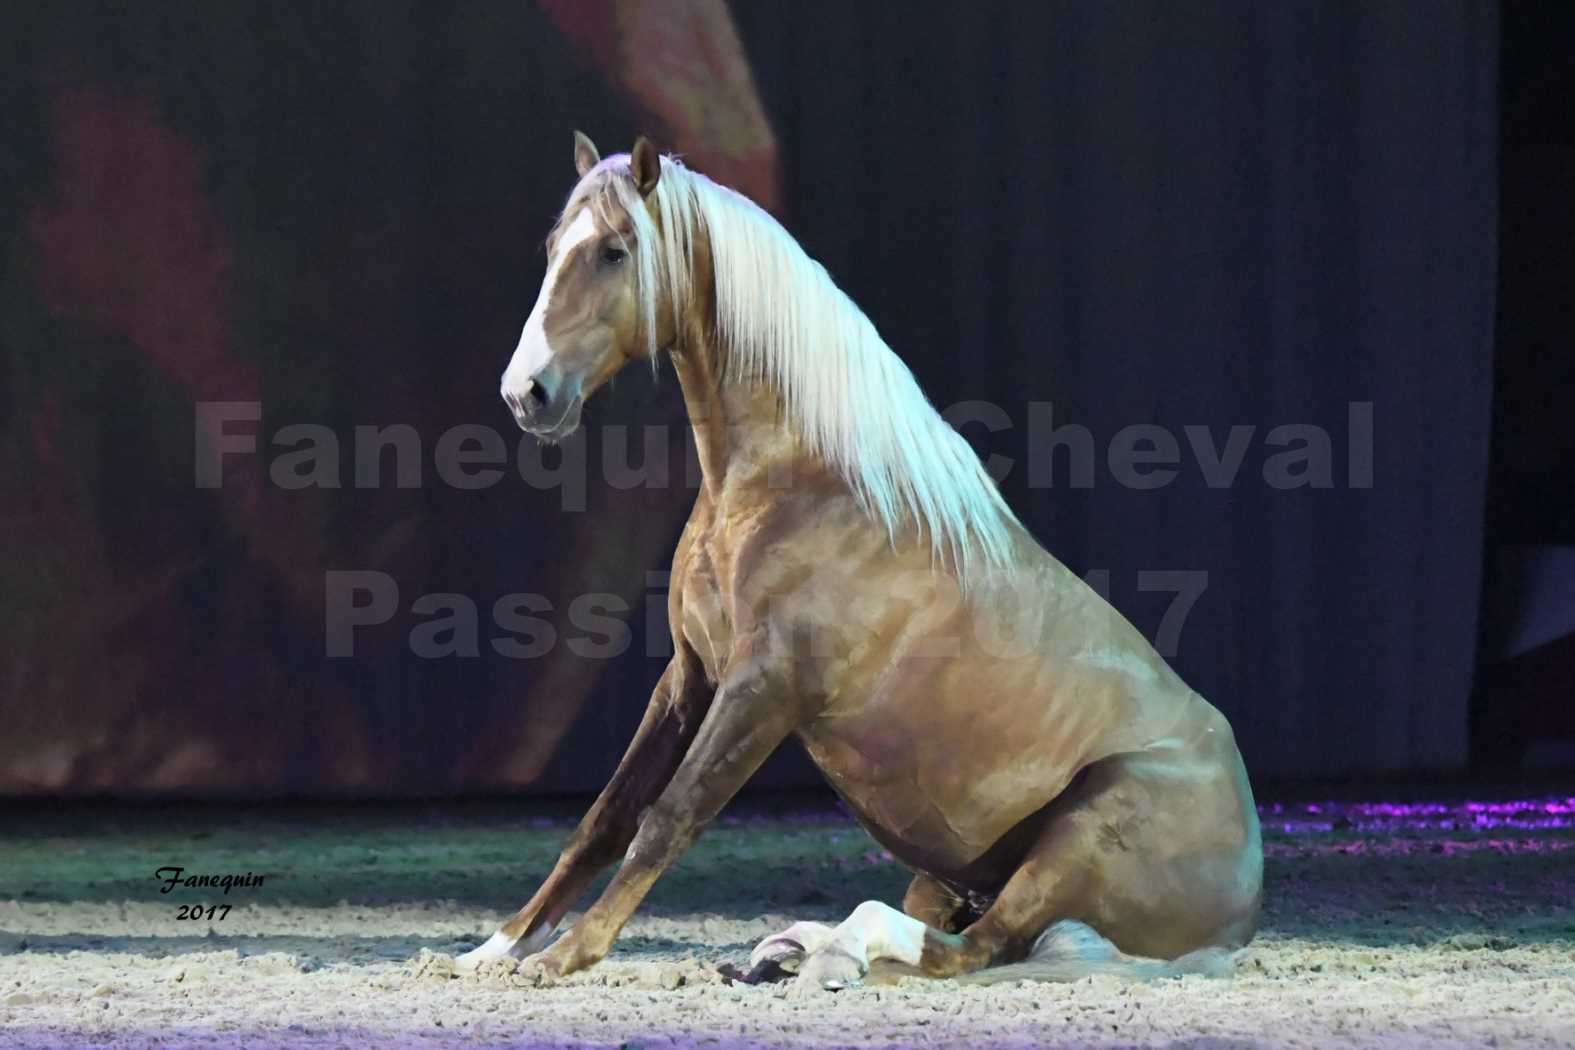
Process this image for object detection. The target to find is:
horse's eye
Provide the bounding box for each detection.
[602,246,627,265]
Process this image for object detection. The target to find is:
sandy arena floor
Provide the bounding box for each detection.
[1,792,1572,1048]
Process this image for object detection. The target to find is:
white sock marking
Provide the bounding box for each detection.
[829,900,926,968]
[455,922,557,970]
[749,920,835,969]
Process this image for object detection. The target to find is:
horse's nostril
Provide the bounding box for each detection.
[526,381,550,411]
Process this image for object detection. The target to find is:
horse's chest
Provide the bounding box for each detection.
[676,544,732,686]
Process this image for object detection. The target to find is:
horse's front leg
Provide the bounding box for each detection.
[526,659,802,977]
[459,653,711,969]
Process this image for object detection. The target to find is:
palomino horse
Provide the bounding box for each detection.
[463,132,1262,988]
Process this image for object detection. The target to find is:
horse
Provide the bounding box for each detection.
[461,132,1263,988]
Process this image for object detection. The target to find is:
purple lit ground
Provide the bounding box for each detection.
[1,792,1572,1048]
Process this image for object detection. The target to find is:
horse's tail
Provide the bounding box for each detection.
[956,919,1238,986]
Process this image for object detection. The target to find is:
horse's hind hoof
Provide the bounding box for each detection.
[749,920,835,973]
[718,958,792,985]
[798,947,867,991]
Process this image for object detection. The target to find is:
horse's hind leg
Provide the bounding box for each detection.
[783,738,1262,987]
[753,823,1084,988]
[749,871,966,979]
[783,833,1079,988]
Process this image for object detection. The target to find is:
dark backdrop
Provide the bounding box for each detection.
[1470,3,1575,767]
[0,1,1498,795]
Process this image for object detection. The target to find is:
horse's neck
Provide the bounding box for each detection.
[671,334,795,502]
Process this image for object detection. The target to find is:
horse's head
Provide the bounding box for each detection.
[501,132,673,441]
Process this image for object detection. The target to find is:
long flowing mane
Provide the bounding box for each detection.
[563,155,1019,578]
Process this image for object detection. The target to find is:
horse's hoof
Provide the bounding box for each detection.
[455,925,557,973]
[749,920,834,972]
[750,936,807,970]
[514,956,550,985]
[798,947,866,991]
[718,958,793,985]
[455,943,501,973]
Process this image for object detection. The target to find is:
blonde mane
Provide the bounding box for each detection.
[562,155,1019,578]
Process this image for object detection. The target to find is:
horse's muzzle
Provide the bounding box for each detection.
[503,367,583,442]
[515,400,583,443]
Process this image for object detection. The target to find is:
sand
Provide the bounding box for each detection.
[1,795,1572,1048]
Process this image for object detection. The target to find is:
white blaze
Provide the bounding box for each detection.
[501,207,598,401]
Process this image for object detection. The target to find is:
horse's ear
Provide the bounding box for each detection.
[630,136,661,198]
[573,131,601,177]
